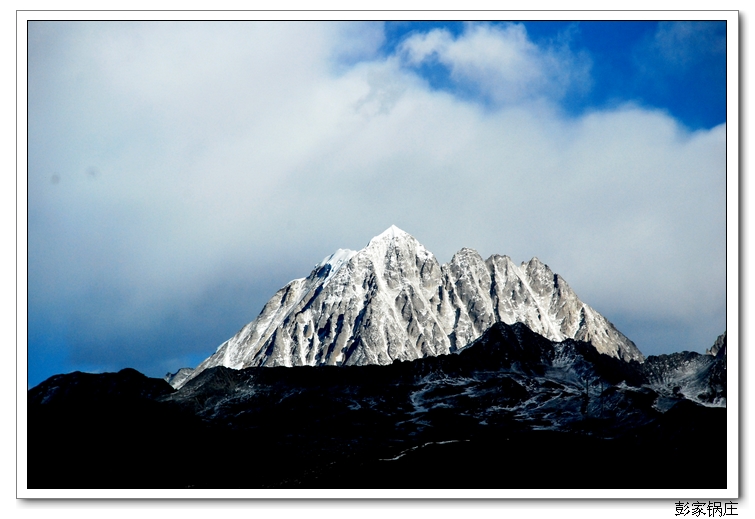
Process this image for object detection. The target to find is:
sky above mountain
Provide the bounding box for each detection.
[26,19,729,388]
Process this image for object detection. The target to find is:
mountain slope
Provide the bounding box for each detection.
[181,226,642,387]
[29,324,725,489]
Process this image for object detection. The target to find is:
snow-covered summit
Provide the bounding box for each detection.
[369,224,407,242]
[316,248,358,286]
[178,226,643,388]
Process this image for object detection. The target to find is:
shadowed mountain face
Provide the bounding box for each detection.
[27,322,725,490]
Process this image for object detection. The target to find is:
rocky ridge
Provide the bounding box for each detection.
[31,324,726,489]
[178,226,642,388]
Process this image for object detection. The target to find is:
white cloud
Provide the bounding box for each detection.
[399,23,591,106]
[27,21,726,378]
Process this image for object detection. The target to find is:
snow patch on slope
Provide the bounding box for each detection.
[316,248,358,287]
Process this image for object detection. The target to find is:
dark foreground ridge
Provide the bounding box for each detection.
[27,323,726,489]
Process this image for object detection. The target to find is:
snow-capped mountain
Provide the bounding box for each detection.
[179,226,642,388]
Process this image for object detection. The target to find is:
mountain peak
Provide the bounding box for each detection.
[315,248,358,286]
[452,246,483,258]
[370,224,409,242]
[527,256,543,266]
[524,256,552,273]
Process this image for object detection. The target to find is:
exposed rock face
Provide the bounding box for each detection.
[640,330,727,408]
[706,331,726,356]
[164,367,195,389]
[181,226,642,388]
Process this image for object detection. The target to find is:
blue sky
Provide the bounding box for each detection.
[26,20,728,388]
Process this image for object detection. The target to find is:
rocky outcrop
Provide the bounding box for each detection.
[706,331,726,356]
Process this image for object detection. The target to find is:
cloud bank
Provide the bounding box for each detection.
[27,21,726,385]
